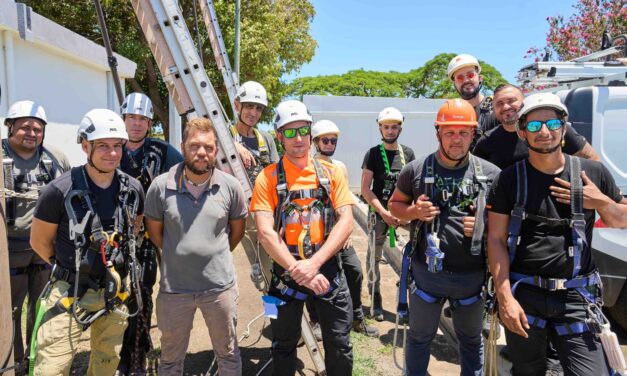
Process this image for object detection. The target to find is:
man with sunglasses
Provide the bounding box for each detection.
[487,92,627,376]
[447,54,499,143]
[474,84,599,170]
[361,107,415,321]
[251,100,354,375]
[307,119,379,338]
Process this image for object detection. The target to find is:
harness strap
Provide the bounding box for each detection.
[409,281,483,307]
[525,313,602,336]
[470,154,488,256]
[507,160,527,264]
[230,126,269,154]
[274,273,342,301]
[510,271,601,295]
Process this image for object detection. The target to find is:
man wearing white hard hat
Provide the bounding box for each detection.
[251,100,354,375]
[30,109,144,375]
[447,54,499,141]
[361,107,415,321]
[118,92,182,374]
[3,100,70,371]
[487,93,627,375]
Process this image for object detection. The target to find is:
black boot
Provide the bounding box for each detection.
[352,319,379,337]
[372,292,384,321]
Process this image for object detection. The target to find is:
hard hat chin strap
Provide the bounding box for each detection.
[436,131,468,167]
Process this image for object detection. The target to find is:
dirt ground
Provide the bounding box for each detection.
[65,222,627,375]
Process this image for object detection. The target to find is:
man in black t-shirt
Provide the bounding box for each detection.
[361,107,415,321]
[30,109,144,375]
[389,99,500,375]
[474,84,599,169]
[487,93,627,376]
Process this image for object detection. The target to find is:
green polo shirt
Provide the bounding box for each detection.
[145,163,248,294]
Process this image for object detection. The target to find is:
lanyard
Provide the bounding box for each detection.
[380,143,405,174]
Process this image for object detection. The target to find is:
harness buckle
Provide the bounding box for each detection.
[536,276,567,291]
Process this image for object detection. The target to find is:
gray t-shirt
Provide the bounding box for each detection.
[144,164,248,294]
[3,140,71,251]
[396,152,500,273]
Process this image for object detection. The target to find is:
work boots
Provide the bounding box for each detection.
[371,292,384,321]
[353,319,379,337]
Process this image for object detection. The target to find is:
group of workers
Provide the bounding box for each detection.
[3,53,626,376]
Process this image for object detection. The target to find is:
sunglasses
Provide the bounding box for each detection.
[455,71,476,82]
[320,137,337,145]
[281,125,311,139]
[524,119,563,133]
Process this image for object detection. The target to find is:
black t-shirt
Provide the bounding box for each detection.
[474,124,587,170]
[121,138,183,192]
[34,167,145,274]
[362,144,415,207]
[488,158,622,278]
[397,154,500,273]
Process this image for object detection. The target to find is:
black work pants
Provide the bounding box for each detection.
[307,246,365,323]
[505,284,610,376]
[271,273,353,376]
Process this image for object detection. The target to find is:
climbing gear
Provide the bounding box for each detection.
[435,99,478,128]
[229,125,272,185]
[377,107,404,125]
[121,93,154,119]
[236,81,268,107]
[3,140,62,227]
[312,120,340,139]
[76,109,128,143]
[122,138,168,192]
[4,100,47,126]
[447,54,481,81]
[273,100,312,130]
[517,92,569,121]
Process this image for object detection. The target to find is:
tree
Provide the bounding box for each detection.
[525,0,627,62]
[287,53,507,100]
[25,0,317,136]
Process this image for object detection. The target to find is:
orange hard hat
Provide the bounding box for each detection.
[435,99,478,127]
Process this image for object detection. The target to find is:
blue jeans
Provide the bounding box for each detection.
[406,263,485,376]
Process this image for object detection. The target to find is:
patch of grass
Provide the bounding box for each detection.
[378,343,393,355]
[351,332,381,376]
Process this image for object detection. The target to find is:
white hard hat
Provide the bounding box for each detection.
[274,100,312,130]
[312,120,340,139]
[236,81,268,107]
[377,107,404,125]
[447,54,481,81]
[5,100,47,126]
[77,109,129,143]
[121,92,154,119]
[518,93,569,119]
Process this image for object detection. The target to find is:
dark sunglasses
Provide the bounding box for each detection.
[524,119,563,133]
[320,137,338,145]
[281,125,311,139]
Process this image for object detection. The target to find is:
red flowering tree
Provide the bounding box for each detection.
[525,0,627,62]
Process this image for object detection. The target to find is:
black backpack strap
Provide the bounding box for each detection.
[470,155,488,256]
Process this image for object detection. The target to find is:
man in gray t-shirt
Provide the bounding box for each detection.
[145,118,247,375]
[3,100,70,366]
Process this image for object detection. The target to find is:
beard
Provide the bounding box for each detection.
[185,157,215,174]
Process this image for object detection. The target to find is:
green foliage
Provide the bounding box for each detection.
[287,53,507,100]
[25,0,316,135]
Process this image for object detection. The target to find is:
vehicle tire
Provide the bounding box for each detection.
[608,285,627,332]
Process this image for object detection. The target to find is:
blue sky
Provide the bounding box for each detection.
[287,0,579,83]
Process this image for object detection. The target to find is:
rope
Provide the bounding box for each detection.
[484,311,499,376]
[0,188,40,200]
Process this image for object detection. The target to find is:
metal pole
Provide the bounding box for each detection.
[234,0,241,81]
[94,0,125,105]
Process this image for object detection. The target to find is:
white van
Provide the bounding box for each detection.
[560,84,627,331]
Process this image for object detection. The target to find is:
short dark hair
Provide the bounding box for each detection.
[182,117,217,143]
[493,83,524,97]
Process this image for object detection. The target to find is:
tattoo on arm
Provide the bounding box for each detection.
[336,206,349,216]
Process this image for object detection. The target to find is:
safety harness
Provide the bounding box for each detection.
[122,138,168,192]
[270,157,339,301]
[397,153,489,319]
[375,143,407,247]
[476,95,494,137]
[2,140,61,227]
[506,156,605,336]
[231,126,272,185]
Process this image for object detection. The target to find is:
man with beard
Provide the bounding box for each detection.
[361,107,415,321]
[389,99,500,375]
[30,109,144,375]
[474,84,599,170]
[487,93,627,375]
[447,54,499,144]
[118,92,183,375]
[251,100,355,375]
[307,120,379,338]
[3,101,70,372]
[144,117,247,375]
